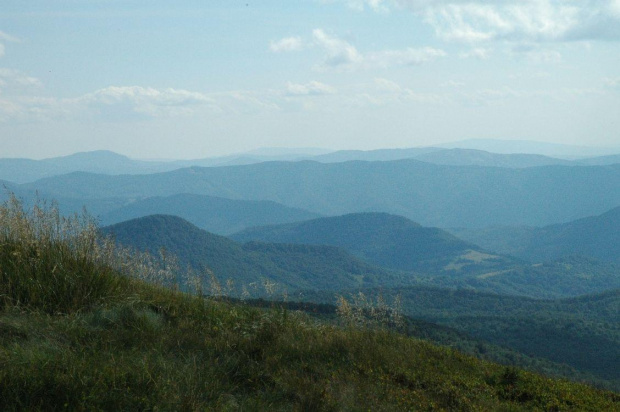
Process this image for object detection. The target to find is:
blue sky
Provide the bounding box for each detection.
[1,0,619,159]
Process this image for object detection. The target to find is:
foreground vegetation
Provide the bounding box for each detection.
[1,197,618,410]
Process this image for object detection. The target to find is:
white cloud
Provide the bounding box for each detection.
[0,31,20,43]
[441,80,465,88]
[343,0,389,12]
[0,96,68,123]
[0,30,21,59]
[0,83,288,124]
[374,78,402,92]
[459,47,491,59]
[84,86,211,107]
[510,44,562,63]
[286,81,336,96]
[365,47,446,68]
[0,86,222,123]
[270,37,303,52]
[333,1,620,43]
[79,86,215,119]
[221,91,281,113]
[312,29,445,70]
[0,68,42,88]
[312,29,363,68]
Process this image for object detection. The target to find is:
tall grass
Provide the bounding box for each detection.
[0,194,174,314]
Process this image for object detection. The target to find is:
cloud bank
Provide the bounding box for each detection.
[336,0,620,43]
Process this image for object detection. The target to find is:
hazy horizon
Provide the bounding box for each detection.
[1,137,618,162]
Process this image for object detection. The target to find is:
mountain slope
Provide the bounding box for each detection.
[231,212,515,275]
[104,215,406,292]
[299,286,620,387]
[22,160,620,227]
[99,193,320,235]
[450,206,620,263]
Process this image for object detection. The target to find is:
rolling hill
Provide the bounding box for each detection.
[231,212,516,276]
[232,213,620,299]
[103,215,409,293]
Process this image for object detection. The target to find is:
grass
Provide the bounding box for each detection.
[0,195,618,410]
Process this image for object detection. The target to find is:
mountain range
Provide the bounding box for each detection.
[2,145,620,184]
[17,159,620,228]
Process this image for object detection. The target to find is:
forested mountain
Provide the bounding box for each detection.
[100,193,320,235]
[449,206,620,263]
[20,160,620,227]
[103,215,408,292]
[232,213,620,298]
[231,212,516,275]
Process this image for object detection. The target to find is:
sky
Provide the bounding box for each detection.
[0,0,619,159]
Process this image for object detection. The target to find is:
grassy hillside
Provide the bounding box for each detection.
[232,212,516,276]
[104,213,620,390]
[104,215,407,293]
[450,206,620,263]
[20,160,620,227]
[100,193,320,235]
[1,196,618,410]
[299,286,620,389]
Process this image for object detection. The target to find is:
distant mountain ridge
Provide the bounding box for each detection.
[21,160,620,228]
[99,193,320,235]
[437,138,620,158]
[3,145,620,183]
